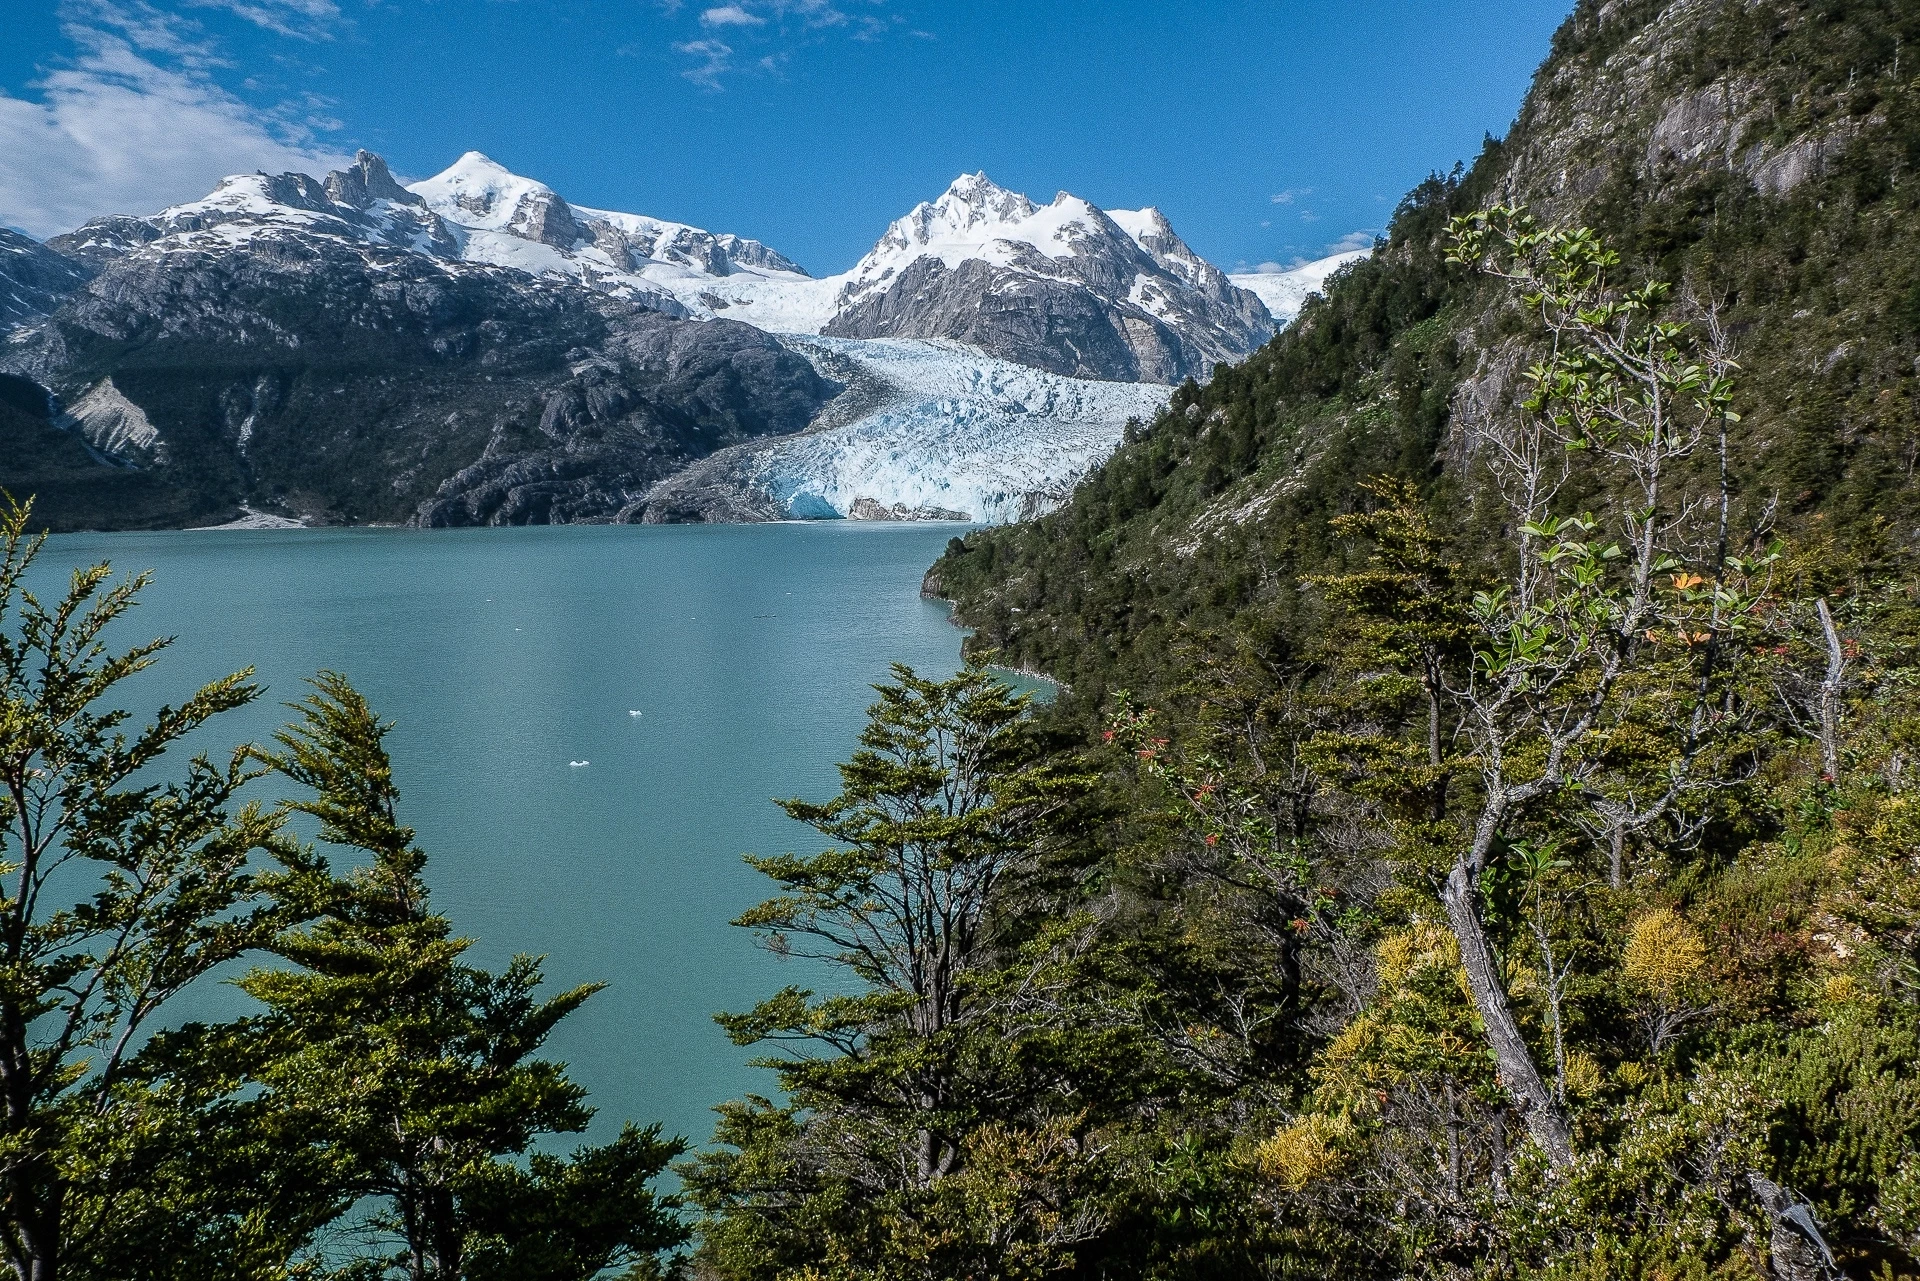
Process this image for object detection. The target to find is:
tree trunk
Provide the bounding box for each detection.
[1816,599,1844,780]
[19,1200,57,1281]
[0,1005,58,1281]
[1439,863,1575,1169]
[914,1093,956,1186]
[426,1181,461,1281]
[3,1157,61,1281]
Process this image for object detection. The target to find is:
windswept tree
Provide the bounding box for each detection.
[1431,207,1775,1167]
[0,497,311,1281]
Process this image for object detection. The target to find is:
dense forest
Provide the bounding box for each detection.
[4,0,1919,1277]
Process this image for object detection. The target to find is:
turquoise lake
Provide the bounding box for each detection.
[27,522,976,1154]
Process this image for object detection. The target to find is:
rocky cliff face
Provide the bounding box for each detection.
[2,151,836,528]
[1441,0,1919,505]
[0,230,89,328]
[820,173,1273,383]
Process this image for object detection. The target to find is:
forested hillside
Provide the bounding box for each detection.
[931,0,1920,710]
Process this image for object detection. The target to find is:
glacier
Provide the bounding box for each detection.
[44,150,1326,529]
[647,338,1171,525]
[400,160,1357,525]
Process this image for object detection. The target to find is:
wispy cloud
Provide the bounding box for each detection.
[1246,230,1377,274]
[183,0,340,41]
[670,0,899,87]
[0,0,350,237]
[700,4,764,27]
[1269,187,1311,205]
[674,37,735,88]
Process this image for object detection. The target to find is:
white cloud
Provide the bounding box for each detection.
[671,0,893,86]
[700,5,764,26]
[1246,232,1377,274]
[674,37,735,88]
[0,7,350,238]
[183,0,340,40]
[1270,187,1310,205]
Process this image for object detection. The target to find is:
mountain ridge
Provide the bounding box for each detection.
[0,150,838,529]
[0,152,1356,530]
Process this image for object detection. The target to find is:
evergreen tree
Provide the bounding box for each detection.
[235,674,685,1281]
[0,497,311,1281]
[687,661,1108,1279]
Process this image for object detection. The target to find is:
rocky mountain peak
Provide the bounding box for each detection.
[324,150,419,209]
[1109,206,1176,249]
[408,152,589,250]
[44,216,161,269]
[930,172,1040,230]
[411,152,549,223]
[824,174,1274,383]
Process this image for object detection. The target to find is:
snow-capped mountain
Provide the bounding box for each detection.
[51,153,457,265]
[813,174,1273,383]
[641,174,1279,384]
[3,150,1299,529]
[1229,249,1372,328]
[7,151,834,528]
[400,161,1275,385]
[406,152,809,312]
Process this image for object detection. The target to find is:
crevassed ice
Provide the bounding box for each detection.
[748,338,1170,524]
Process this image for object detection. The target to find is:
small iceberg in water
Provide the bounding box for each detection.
[628,710,643,718]
[569,760,590,768]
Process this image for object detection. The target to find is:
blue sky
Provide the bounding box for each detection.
[0,0,1576,272]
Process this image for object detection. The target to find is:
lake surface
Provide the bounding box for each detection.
[26,522,974,1153]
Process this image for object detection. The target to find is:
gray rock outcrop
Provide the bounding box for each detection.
[0,230,90,327]
[1,153,837,529]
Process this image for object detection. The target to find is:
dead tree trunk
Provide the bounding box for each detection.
[1439,863,1575,1169]
[1815,599,1845,780]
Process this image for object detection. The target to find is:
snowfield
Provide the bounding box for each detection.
[1229,249,1371,327]
[740,338,1170,524]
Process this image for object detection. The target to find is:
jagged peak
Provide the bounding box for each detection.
[1110,206,1174,238]
[928,172,1039,228]
[325,150,417,209]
